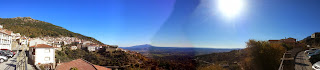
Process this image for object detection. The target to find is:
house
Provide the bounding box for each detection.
[12,33,21,41]
[52,42,62,48]
[88,45,98,52]
[29,44,57,65]
[281,38,296,43]
[71,46,77,50]
[106,45,118,52]
[29,38,48,47]
[19,37,28,45]
[81,41,93,47]
[311,32,320,38]
[268,40,281,44]
[0,26,13,50]
[82,41,92,45]
[55,59,111,70]
[269,38,296,46]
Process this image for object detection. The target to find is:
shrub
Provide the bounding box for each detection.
[242,40,285,70]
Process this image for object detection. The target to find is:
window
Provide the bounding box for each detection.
[32,49,35,55]
[44,57,50,61]
[45,49,50,53]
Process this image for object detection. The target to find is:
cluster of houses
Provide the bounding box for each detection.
[27,37,121,69]
[0,25,135,70]
[0,25,28,50]
[0,25,116,70]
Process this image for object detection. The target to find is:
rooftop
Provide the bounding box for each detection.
[56,59,111,70]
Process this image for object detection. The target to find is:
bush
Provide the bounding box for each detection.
[242,40,286,70]
[70,67,78,70]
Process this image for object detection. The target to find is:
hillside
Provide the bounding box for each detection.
[121,44,240,70]
[0,17,103,45]
[195,50,245,70]
[300,33,320,47]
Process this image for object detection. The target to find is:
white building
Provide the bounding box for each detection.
[29,44,56,65]
[70,46,77,50]
[29,38,48,47]
[12,33,21,41]
[87,45,97,52]
[0,27,13,50]
[19,37,28,45]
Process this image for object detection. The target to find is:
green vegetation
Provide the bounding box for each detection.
[56,48,147,66]
[70,67,78,70]
[301,35,320,47]
[195,50,243,70]
[195,40,287,70]
[241,40,286,70]
[0,17,103,44]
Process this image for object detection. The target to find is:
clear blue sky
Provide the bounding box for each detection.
[1,0,320,48]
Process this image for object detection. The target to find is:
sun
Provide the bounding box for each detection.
[217,0,245,18]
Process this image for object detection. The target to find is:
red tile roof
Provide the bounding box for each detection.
[5,31,12,35]
[30,44,56,48]
[0,28,13,36]
[56,59,111,70]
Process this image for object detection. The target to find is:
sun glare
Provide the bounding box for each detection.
[217,0,245,18]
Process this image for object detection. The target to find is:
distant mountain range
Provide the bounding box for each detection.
[121,44,241,56]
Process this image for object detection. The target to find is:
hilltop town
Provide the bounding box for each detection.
[0,18,145,70]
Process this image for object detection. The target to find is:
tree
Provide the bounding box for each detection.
[242,40,285,70]
[70,67,78,70]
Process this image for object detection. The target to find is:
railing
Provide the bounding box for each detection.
[278,47,305,70]
[16,45,28,70]
[17,56,27,70]
[278,53,286,70]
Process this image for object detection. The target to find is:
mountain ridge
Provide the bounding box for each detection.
[121,44,239,56]
[0,17,104,45]
[121,44,242,49]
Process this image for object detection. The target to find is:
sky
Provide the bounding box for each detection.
[1,0,320,48]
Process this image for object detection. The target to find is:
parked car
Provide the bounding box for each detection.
[0,52,8,63]
[0,51,13,58]
[0,49,15,56]
[305,48,317,54]
[313,61,320,70]
[309,50,320,58]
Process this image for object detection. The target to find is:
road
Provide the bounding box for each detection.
[295,51,313,70]
[0,53,19,70]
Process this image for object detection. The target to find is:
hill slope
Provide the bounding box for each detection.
[0,17,103,45]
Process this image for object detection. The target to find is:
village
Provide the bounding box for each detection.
[0,25,132,70]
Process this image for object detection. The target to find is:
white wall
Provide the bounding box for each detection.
[29,39,47,46]
[88,46,96,52]
[34,48,55,65]
[0,32,12,50]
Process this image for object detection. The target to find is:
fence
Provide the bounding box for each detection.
[278,47,305,70]
[16,46,28,70]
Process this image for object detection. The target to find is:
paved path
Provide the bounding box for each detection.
[295,51,313,70]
